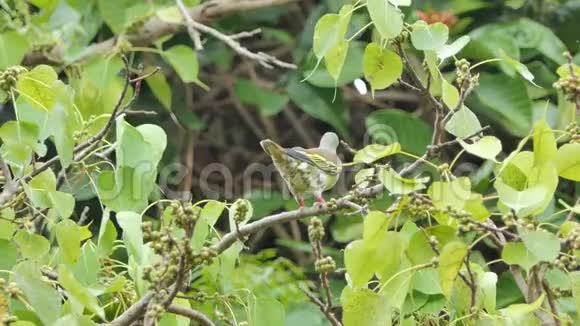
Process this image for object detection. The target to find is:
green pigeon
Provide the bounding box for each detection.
[260,132,342,208]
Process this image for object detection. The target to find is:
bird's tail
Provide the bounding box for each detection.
[260,139,285,160]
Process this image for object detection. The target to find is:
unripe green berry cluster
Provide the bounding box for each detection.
[552,287,572,298]
[407,194,434,219]
[455,59,479,93]
[554,74,580,104]
[308,217,325,242]
[315,256,336,273]
[2,280,22,298]
[233,201,250,224]
[553,254,578,270]
[168,201,198,230]
[0,66,27,93]
[566,226,580,250]
[192,246,218,266]
[565,123,580,144]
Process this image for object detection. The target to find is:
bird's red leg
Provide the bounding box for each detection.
[297,197,305,210]
[315,194,325,205]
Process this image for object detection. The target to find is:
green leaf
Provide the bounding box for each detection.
[14,230,50,261]
[288,76,349,137]
[445,106,482,139]
[250,295,286,326]
[479,271,498,312]
[519,229,560,262]
[97,0,129,33]
[164,45,207,89]
[192,201,225,251]
[379,167,429,195]
[366,109,432,155]
[411,21,449,51]
[0,240,17,271]
[555,143,580,181]
[459,136,502,161]
[502,242,540,272]
[0,208,16,240]
[55,220,81,265]
[0,121,39,169]
[116,211,144,263]
[438,241,468,298]
[494,180,546,216]
[234,79,289,116]
[325,40,350,84]
[362,43,402,95]
[48,191,75,219]
[428,177,472,210]
[362,211,390,248]
[0,31,28,69]
[500,294,544,324]
[145,70,172,111]
[375,232,404,281]
[99,118,167,212]
[354,143,400,164]
[304,41,365,88]
[501,53,536,84]
[412,268,442,295]
[532,119,557,166]
[58,264,105,319]
[571,271,580,318]
[344,240,376,287]
[367,0,403,40]
[97,209,117,257]
[16,65,59,112]
[313,14,340,60]
[13,261,61,325]
[474,73,533,137]
[441,79,459,109]
[437,35,470,61]
[342,288,391,326]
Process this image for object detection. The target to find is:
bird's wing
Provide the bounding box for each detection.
[284,147,340,175]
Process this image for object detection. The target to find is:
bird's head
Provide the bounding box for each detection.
[319,132,339,152]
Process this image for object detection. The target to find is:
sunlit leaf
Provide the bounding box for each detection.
[494,180,546,216]
[519,228,560,262]
[14,262,61,325]
[379,167,429,195]
[354,143,400,164]
[441,79,459,109]
[437,36,470,61]
[16,65,59,112]
[55,220,82,265]
[342,288,391,326]
[445,106,481,139]
[14,230,50,261]
[438,241,468,298]
[367,0,403,40]
[0,31,28,69]
[459,136,502,161]
[345,240,376,288]
[363,43,402,95]
[164,45,207,89]
[411,21,449,51]
[555,143,580,181]
[428,177,472,210]
[116,211,144,263]
[58,264,105,319]
[532,119,557,166]
[145,69,172,111]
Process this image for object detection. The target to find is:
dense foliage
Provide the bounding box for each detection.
[0,0,579,325]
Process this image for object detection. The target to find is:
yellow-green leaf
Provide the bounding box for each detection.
[16,65,59,111]
[363,43,403,95]
[55,220,81,265]
[459,136,502,162]
[367,0,403,40]
[354,143,400,164]
[532,120,557,166]
[438,241,468,298]
[555,143,580,181]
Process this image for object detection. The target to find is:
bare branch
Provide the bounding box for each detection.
[166,305,216,326]
[177,5,295,69]
[176,0,204,50]
[23,0,300,65]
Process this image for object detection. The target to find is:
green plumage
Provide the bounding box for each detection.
[260,133,342,205]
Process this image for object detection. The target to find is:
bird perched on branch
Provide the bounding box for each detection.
[260,132,342,208]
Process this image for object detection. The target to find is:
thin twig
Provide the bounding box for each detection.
[301,287,342,326]
[176,0,204,50]
[166,304,216,326]
[178,8,295,69]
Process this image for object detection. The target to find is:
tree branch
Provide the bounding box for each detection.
[23,0,300,65]
[166,304,216,326]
